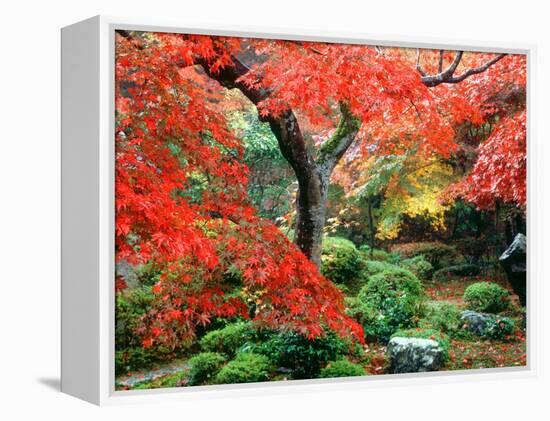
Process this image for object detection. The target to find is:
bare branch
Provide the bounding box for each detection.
[420,50,506,87]
[448,53,507,83]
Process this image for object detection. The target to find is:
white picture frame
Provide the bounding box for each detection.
[61,15,535,406]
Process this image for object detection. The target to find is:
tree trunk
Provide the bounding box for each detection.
[198,56,360,268]
[275,105,360,267]
[294,167,330,267]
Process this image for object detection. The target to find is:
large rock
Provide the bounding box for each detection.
[460,310,493,336]
[499,233,527,306]
[460,310,515,339]
[387,337,443,374]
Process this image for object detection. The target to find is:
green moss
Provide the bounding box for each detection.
[317,104,361,163]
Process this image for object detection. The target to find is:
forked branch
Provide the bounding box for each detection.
[417,49,506,87]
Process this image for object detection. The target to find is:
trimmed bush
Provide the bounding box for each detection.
[199,321,255,357]
[483,316,515,340]
[348,267,424,343]
[391,328,450,362]
[254,330,347,379]
[432,264,481,282]
[214,353,271,384]
[391,242,463,270]
[421,302,462,336]
[187,352,227,386]
[319,359,366,378]
[321,236,362,286]
[463,282,510,313]
[401,256,433,280]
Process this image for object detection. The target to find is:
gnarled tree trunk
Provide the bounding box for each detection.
[199,55,361,267]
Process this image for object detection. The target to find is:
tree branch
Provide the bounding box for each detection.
[317,102,361,171]
[196,54,316,180]
[447,53,507,83]
[419,50,506,87]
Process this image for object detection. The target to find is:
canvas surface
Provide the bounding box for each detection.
[113,31,527,391]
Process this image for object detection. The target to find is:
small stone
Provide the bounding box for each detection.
[387,337,443,374]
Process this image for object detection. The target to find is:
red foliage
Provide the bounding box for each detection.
[115,32,526,350]
[115,33,363,348]
[457,111,526,208]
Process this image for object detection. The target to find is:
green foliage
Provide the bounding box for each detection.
[391,328,450,362]
[321,236,362,286]
[319,359,366,378]
[199,321,256,357]
[133,262,162,287]
[420,302,462,336]
[214,353,271,384]
[359,260,399,279]
[253,330,348,379]
[392,242,464,270]
[115,286,159,374]
[432,264,481,282]
[359,245,400,263]
[348,267,424,342]
[401,255,433,280]
[187,352,227,386]
[483,316,515,340]
[231,111,294,221]
[463,282,510,313]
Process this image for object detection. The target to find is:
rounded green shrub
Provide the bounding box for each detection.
[254,330,347,379]
[463,282,510,313]
[421,302,461,335]
[391,328,450,362]
[432,264,481,282]
[319,359,366,378]
[199,321,255,357]
[349,268,424,343]
[401,256,433,280]
[187,352,227,386]
[483,316,515,340]
[321,236,362,286]
[214,353,271,384]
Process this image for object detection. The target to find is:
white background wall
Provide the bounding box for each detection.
[1,0,548,419]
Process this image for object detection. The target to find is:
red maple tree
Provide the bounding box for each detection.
[115,32,526,348]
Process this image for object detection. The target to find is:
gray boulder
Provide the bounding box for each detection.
[460,310,515,339]
[500,233,527,306]
[460,310,493,336]
[387,337,444,374]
